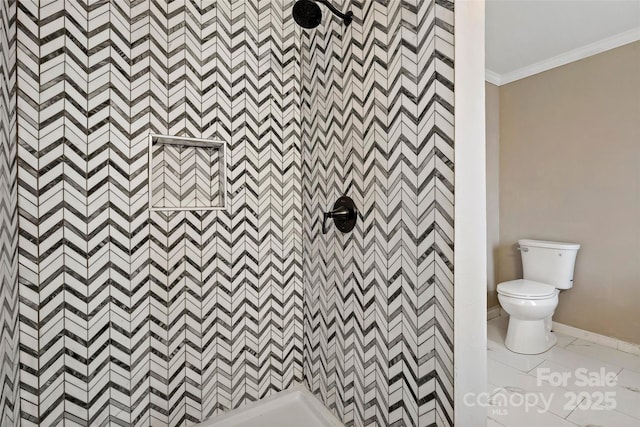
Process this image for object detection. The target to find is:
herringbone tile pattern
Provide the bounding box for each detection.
[0,0,19,425]
[16,1,303,426]
[301,1,455,426]
[12,0,454,426]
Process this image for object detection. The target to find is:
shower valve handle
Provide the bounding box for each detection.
[322,196,357,234]
[322,207,349,234]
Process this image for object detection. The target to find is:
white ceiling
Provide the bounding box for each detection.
[486,0,640,81]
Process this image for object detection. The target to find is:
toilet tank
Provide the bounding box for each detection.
[518,239,580,289]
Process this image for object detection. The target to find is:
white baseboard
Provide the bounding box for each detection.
[552,321,640,356]
[487,305,502,321]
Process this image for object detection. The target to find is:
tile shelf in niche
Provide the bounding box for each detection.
[149,134,227,211]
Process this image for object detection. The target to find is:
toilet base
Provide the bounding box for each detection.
[505,317,558,355]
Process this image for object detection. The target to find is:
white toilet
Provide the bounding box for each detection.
[497,239,580,355]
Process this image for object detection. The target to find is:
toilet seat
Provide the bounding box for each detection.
[497,279,556,300]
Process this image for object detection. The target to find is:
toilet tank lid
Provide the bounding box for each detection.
[518,239,580,250]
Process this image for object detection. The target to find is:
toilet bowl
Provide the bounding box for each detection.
[498,280,559,354]
[496,239,580,355]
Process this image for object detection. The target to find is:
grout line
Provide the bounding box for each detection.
[557,343,627,376]
[563,396,586,420]
[525,359,547,375]
[526,354,625,377]
[487,415,507,427]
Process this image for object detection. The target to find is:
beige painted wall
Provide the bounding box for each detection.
[496,41,640,344]
[486,82,500,308]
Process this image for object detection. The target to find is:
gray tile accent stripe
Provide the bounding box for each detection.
[0,0,19,425]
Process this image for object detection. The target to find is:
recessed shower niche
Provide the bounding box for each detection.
[149,134,226,211]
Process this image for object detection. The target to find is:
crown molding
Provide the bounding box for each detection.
[484,69,502,86]
[486,27,640,86]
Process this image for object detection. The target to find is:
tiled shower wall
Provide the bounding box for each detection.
[16,1,302,425]
[0,0,19,425]
[12,1,455,426]
[301,1,455,426]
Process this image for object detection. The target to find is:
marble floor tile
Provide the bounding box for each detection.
[487,415,506,427]
[611,383,640,420]
[488,340,547,374]
[567,405,640,427]
[543,345,623,376]
[487,386,577,427]
[532,359,619,394]
[489,359,581,418]
[616,368,640,389]
[555,332,578,349]
[565,339,640,374]
[487,316,640,427]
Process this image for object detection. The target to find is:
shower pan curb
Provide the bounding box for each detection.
[194,385,345,427]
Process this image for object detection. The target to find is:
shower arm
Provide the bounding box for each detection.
[314,0,353,26]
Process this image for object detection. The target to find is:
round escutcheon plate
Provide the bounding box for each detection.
[333,196,357,233]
